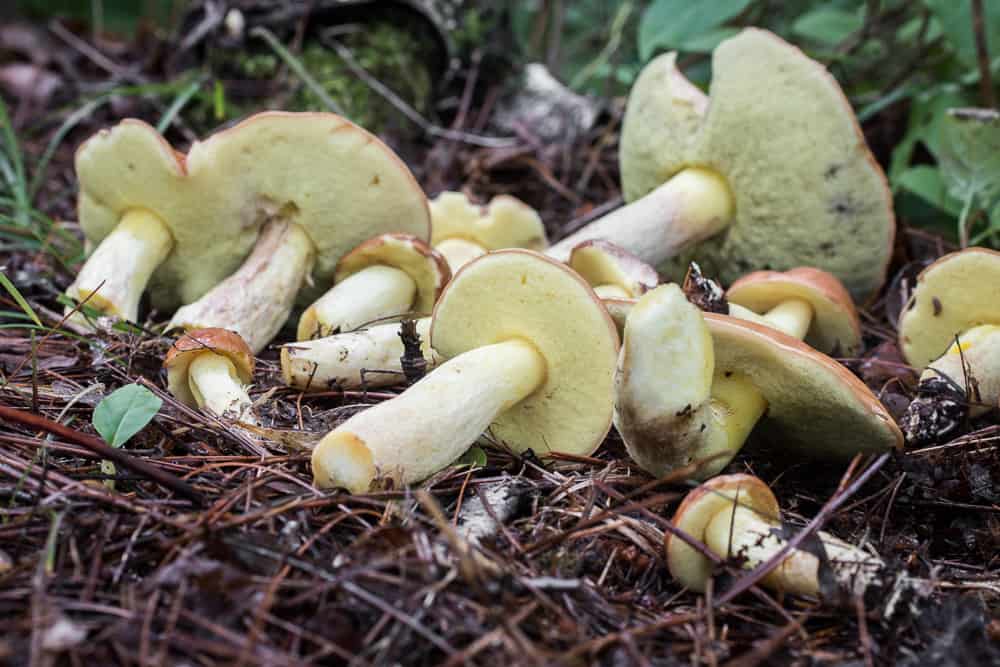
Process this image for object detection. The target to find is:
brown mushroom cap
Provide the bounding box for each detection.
[569,240,659,297]
[898,248,1000,369]
[621,29,895,302]
[429,191,548,251]
[335,233,451,316]
[666,473,779,592]
[726,267,861,355]
[430,249,619,456]
[163,328,254,408]
[76,112,430,310]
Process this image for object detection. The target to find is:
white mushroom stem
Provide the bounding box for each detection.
[187,352,257,426]
[282,318,439,390]
[920,324,1000,417]
[312,339,546,492]
[704,502,882,597]
[169,221,315,353]
[435,238,487,272]
[548,168,734,264]
[594,284,631,299]
[297,265,417,340]
[756,299,814,340]
[66,209,173,322]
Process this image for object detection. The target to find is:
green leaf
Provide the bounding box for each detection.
[888,87,968,183]
[638,0,751,61]
[92,384,162,448]
[792,7,863,45]
[0,269,42,327]
[924,0,1000,68]
[897,165,964,216]
[937,108,1000,208]
[458,446,487,468]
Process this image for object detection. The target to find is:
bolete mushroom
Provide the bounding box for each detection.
[296,233,450,340]
[164,328,256,425]
[66,112,429,348]
[897,248,1000,444]
[429,191,548,271]
[282,318,439,390]
[615,284,901,479]
[666,473,882,597]
[310,250,619,492]
[568,240,658,299]
[726,268,861,355]
[547,29,895,302]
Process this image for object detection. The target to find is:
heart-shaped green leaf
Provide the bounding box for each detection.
[937,108,1000,208]
[92,384,162,448]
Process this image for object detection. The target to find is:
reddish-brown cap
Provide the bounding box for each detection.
[164,328,254,407]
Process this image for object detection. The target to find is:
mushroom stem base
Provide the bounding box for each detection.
[169,221,315,353]
[696,373,768,478]
[188,352,257,425]
[548,168,734,268]
[297,264,416,340]
[312,339,546,492]
[66,209,173,323]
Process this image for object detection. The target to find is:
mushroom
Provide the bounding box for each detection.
[282,318,439,390]
[429,191,548,271]
[666,473,882,597]
[164,328,256,425]
[897,248,1000,444]
[66,112,429,349]
[615,284,902,479]
[568,240,658,299]
[310,250,619,492]
[726,267,862,355]
[296,233,450,340]
[546,29,895,302]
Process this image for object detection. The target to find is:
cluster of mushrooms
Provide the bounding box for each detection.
[65,29,998,600]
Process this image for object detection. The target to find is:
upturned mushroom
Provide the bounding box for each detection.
[615,284,901,479]
[66,112,429,349]
[311,250,619,492]
[568,240,658,299]
[295,233,450,340]
[429,191,548,271]
[547,29,895,302]
[164,328,257,425]
[666,474,882,597]
[897,248,1000,444]
[726,268,861,355]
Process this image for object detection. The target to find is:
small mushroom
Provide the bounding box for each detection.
[666,473,882,597]
[568,240,658,299]
[726,267,861,355]
[547,29,895,302]
[296,233,450,340]
[164,328,256,425]
[311,250,619,492]
[897,248,1000,444]
[67,112,429,348]
[429,191,548,271]
[282,318,439,390]
[615,284,902,479]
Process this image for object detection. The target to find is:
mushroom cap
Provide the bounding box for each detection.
[76,112,429,310]
[898,248,1000,369]
[569,240,659,297]
[164,328,254,408]
[621,29,895,302]
[726,267,861,355]
[335,233,451,316]
[704,313,902,457]
[430,250,619,456]
[429,191,548,251]
[666,473,779,592]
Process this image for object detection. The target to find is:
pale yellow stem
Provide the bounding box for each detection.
[436,238,487,272]
[761,298,813,340]
[594,284,631,299]
[188,352,257,425]
[297,265,416,340]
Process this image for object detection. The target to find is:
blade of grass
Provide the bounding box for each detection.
[0,99,29,228]
[28,95,111,200]
[0,270,43,327]
[156,75,206,133]
[250,26,346,116]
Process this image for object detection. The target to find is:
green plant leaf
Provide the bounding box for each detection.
[792,7,863,45]
[92,384,162,448]
[937,108,1000,209]
[924,0,1000,68]
[0,269,42,327]
[458,446,487,468]
[897,165,964,216]
[638,0,751,61]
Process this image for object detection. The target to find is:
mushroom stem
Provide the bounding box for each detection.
[297,265,417,340]
[704,501,882,597]
[282,318,438,390]
[548,168,734,266]
[168,221,315,353]
[187,352,257,425]
[760,298,813,340]
[66,209,173,323]
[312,339,546,492]
[435,238,487,271]
[594,285,632,299]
